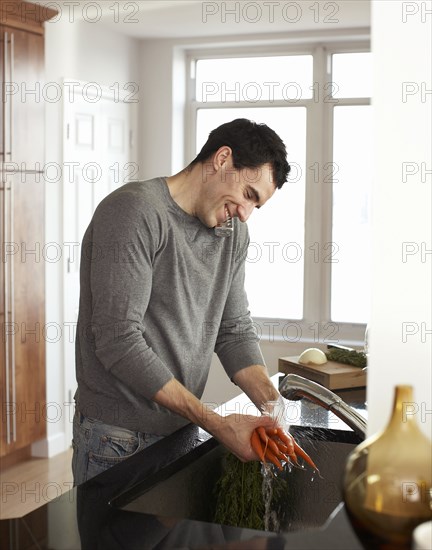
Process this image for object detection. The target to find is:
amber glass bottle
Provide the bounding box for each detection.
[343,385,432,549]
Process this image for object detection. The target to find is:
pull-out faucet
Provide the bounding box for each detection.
[279,374,367,439]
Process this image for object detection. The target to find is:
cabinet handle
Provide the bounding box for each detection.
[0,182,7,443]
[3,180,11,444]
[1,31,13,160]
[10,182,16,442]
[1,32,6,161]
[8,33,13,161]
[4,183,16,443]
[2,180,16,444]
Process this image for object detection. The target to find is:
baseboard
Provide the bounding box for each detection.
[31,432,70,458]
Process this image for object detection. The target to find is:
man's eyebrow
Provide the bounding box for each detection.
[248,186,261,208]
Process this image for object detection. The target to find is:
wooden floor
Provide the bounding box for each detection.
[0,448,74,520]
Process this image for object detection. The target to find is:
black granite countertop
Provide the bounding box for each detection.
[1,377,367,550]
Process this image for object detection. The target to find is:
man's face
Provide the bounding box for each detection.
[197,150,277,229]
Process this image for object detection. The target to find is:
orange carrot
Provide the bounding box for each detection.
[276,428,295,455]
[251,426,319,474]
[288,451,300,466]
[272,439,288,454]
[256,426,270,455]
[257,426,268,444]
[265,436,281,457]
[264,447,283,471]
[271,438,297,465]
[274,447,290,463]
[293,440,320,473]
[251,429,266,463]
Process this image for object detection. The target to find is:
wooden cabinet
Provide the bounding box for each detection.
[1,1,57,461]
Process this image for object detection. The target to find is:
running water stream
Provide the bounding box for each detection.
[262,466,280,532]
[261,399,290,532]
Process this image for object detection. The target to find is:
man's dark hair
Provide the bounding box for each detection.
[190,118,290,189]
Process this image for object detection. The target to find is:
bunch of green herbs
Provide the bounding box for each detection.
[212,452,289,531]
[325,348,367,368]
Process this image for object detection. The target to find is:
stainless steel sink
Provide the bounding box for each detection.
[111,427,361,534]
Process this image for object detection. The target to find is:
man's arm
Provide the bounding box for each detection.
[231,364,280,412]
[152,377,276,462]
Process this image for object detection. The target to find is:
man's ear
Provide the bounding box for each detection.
[213,146,232,170]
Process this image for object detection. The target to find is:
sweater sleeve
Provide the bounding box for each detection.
[86,191,174,399]
[215,222,265,379]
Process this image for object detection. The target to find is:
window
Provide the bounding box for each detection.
[196,106,306,320]
[195,55,313,101]
[188,46,372,344]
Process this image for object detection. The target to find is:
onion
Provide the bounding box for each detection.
[298,348,328,365]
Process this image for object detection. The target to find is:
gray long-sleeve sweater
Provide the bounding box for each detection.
[75,178,264,435]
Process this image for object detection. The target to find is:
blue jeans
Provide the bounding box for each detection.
[72,410,163,486]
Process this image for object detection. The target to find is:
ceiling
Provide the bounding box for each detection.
[35,0,371,39]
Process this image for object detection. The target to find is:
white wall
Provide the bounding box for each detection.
[36,18,140,456]
[367,1,431,438]
[138,39,177,179]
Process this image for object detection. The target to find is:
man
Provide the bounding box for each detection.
[72,118,290,485]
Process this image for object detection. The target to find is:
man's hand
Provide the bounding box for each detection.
[209,413,276,462]
[152,378,276,462]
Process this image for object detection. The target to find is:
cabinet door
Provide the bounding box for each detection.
[1,25,45,167]
[0,171,46,456]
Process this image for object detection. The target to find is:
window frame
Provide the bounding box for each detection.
[185,39,371,347]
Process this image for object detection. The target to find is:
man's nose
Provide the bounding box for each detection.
[237,202,255,222]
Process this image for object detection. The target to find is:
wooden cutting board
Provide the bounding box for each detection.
[278,355,367,390]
